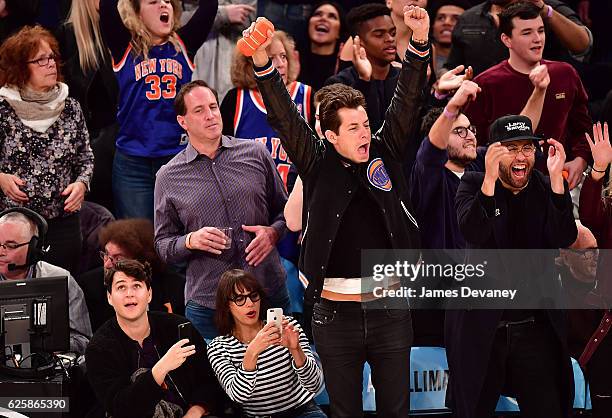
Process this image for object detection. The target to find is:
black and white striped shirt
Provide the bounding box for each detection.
[207,318,324,417]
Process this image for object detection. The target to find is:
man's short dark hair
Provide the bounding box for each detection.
[104,259,152,293]
[346,3,391,37]
[498,1,542,38]
[319,84,367,135]
[420,107,445,138]
[314,83,347,106]
[420,106,466,139]
[174,80,219,116]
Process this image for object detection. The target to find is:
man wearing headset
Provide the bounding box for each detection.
[0,208,92,354]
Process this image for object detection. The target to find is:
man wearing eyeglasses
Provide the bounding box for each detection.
[0,210,92,354]
[448,114,578,418]
[464,2,592,190]
[411,75,548,250]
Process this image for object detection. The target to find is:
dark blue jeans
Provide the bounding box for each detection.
[186,282,292,341]
[312,298,412,418]
[112,150,174,220]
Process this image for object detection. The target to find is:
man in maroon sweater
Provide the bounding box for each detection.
[465,2,591,189]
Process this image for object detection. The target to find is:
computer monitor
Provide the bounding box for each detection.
[0,276,69,368]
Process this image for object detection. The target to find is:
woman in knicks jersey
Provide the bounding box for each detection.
[99,0,218,220]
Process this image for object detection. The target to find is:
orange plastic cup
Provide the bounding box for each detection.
[237,18,275,57]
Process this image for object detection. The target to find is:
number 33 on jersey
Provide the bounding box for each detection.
[114,41,193,102]
[112,38,195,157]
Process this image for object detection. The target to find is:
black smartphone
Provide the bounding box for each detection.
[178,321,193,342]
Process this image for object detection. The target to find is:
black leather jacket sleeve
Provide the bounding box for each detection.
[255,65,323,178]
[255,40,430,176]
[376,45,429,162]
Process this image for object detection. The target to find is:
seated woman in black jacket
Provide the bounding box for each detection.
[85,259,222,418]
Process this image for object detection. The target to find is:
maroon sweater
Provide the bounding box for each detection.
[465,60,591,163]
[579,175,612,301]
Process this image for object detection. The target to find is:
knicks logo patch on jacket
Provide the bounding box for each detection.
[367,158,392,191]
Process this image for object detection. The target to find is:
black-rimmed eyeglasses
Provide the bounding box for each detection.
[451,125,477,138]
[230,292,261,306]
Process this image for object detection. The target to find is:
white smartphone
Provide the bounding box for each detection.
[266,308,283,336]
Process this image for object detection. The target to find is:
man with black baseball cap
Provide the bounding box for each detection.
[484,114,541,194]
[446,114,578,417]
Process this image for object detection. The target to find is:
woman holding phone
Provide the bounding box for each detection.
[207,269,326,418]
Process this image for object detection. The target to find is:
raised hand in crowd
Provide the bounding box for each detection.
[547,138,567,194]
[62,181,87,212]
[226,4,256,25]
[352,35,372,81]
[586,122,611,181]
[529,64,550,92]
[279,317,307,368]
[403,4,430,41]
[244,18,275,67]
[521,64,550,132]
[429,79,480,150]
[242,321,281,370]
[0,0,7,17]
[0,173,28,204]
[436,65,473,95]
[152,338,196,386]
[187,227,229,255]
[446,80,481,113]
[481,142,510,196]
[242,224,279,266]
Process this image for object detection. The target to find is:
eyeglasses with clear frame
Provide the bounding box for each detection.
[230,291,261,306]
[99,251,125,266]
[504,144,537,156]
[0,241,29,251]
[27,53,56,67]
[451,125,477,138]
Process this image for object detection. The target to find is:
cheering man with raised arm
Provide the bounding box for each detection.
[245,6,430,417]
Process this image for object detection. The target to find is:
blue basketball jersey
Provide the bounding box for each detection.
[233,82,312,187]
[113,38,194,158]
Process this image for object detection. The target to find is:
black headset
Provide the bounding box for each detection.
[0,207,48,268]
[0,208,56,379]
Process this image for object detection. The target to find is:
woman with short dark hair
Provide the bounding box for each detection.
[0,25,94,274]
[207,269,326,418]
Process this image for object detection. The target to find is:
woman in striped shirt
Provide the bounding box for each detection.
[207,269,326,418]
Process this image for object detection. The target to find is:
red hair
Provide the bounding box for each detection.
[0,25,64,89]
